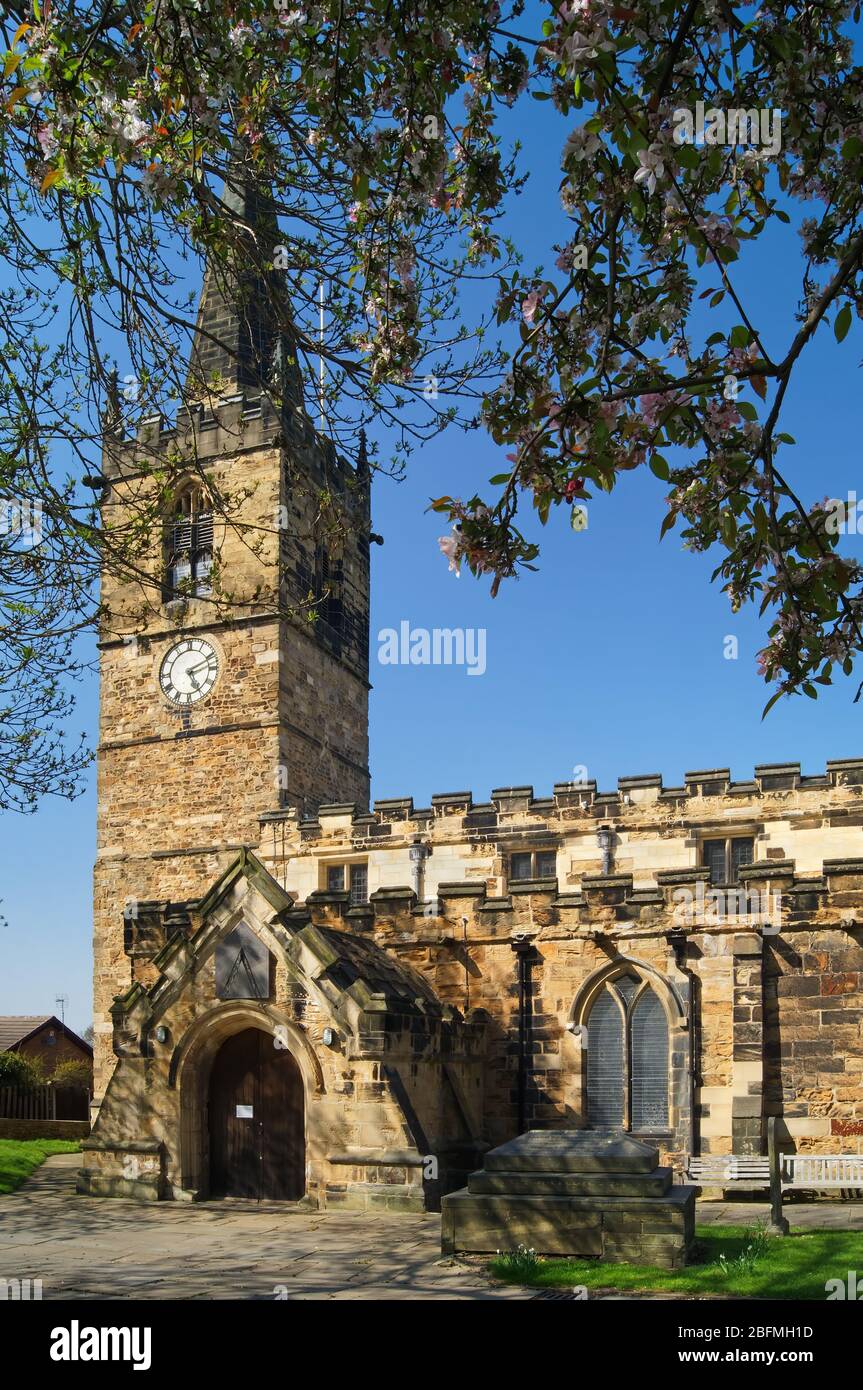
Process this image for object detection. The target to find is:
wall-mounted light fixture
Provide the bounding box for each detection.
[408,839,430,899]
[596,825,614,875]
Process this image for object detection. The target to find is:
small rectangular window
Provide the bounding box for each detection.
[327,865,345,893]
[702,839,727,885]
[702,836,755,884]
[535,851,557,879]
[510,852,533,880]
[730,837,754,883]
[349,863,368,905]
[509,850,556,882]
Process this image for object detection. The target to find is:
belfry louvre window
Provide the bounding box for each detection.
[585,975,669,1131]
[314,545,343,634]
[166,486,213,598]
[702,835,754,885]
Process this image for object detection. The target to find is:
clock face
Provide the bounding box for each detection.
[159,638,219,705]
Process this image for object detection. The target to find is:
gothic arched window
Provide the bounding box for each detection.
[585,974,669,1131]
[165,485,213,599]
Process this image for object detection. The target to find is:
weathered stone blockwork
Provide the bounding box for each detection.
[86,759,863,1217]
[254,762,863,1170]
[93,389,371,1096]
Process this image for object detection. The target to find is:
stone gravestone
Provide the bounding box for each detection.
[441,1130,695,1268]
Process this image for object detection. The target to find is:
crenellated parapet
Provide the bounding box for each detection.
[101,388,367,500]
[257,760,863,922]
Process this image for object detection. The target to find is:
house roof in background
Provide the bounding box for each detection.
[0,1015,93,1056]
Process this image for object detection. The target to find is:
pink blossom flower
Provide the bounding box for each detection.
[562,125,600,166]
[438,531,462,577]
[37,125,58,157]
[639,392,667,428]
[598,399,623,425]
[522,291,541,324]
[634,147,665,196]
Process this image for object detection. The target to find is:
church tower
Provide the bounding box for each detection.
[92,169,371,1097]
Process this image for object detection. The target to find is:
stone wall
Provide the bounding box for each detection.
[0,1120,88,1141]
[256,760,863,1167]
[89,752,863,1206]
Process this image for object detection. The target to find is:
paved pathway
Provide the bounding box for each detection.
[3,1155,862,1300]
[0,1155,524,1300]
[696,1197,863,1229]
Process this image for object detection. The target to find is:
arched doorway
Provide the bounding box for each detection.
[208,1027,305,1200]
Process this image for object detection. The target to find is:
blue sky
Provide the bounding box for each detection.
[3,64,863,1035]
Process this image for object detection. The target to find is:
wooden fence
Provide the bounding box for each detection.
[0,1084,89,1121]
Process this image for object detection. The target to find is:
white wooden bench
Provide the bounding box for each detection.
[687,1155,770,1189]
[781,1154,863,1192]
[686,1153,863,1194]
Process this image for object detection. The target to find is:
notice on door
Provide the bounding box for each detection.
[236,1104,253,1119]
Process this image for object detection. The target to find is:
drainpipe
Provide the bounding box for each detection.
[668,927,698,1163]
[511,935,534,1135]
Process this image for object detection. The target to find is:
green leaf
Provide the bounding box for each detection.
[761,689,783,719]
[835,304,852,342]
[488,473,510,484]
[729,325,752,348]
[737,400,758,421]
[841,136,863,160]
[659,510,677,539]
[649,454,670,480]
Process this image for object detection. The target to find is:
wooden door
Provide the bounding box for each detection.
[208,1028,305,1200]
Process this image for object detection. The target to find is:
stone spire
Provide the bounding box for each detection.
[185,153,303,408]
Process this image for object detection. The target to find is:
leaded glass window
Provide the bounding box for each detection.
[585,975,670,1132]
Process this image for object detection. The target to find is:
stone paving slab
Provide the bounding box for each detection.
[0,1156,524,1301]
[3,1156,862,1301]
[695,1199,863,1229]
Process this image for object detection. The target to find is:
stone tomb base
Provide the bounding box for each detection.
[441,1131,695,1269]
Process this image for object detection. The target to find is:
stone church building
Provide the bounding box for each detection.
[80,177,863,1209]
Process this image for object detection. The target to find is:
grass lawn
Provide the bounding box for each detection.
[490,1225,863,1300]
[0,1139,80,1195]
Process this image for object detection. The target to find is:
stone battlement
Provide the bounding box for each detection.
[101,388,362,487]
[253,757,863,928]
[257,757,863,836]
